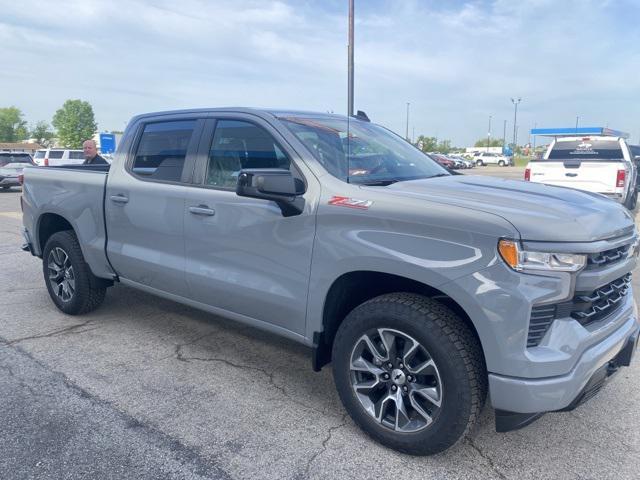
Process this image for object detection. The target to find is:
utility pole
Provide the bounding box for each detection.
[533,122,537,151]
[405,102,410,141]
[511,97,521,148]
[575,116,579,132]
[487,115,492,152]
[502,119,507,148]
[412,126,415,144]
[347,0,354,116]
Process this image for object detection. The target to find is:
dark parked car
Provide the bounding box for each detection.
[0,162,27,190]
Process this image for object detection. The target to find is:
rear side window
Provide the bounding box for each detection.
[206,120,290,188]
[68,151,84,160]
[49,151,64,159]
[547,139,624,160]
[132,120,196,182]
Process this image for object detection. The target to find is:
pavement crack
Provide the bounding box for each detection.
[467,437,507,480]
[175,339,332,417]
[299,413,349,479]
[6,319,97,345]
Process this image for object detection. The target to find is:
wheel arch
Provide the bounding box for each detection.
[311,270,485,372]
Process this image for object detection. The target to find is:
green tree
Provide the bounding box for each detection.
[416,135,438,152]
[473,137,504,148]
[52,99,97,148]
[30,120,55,147]
[436,140,452,154]
[0,106,29,142]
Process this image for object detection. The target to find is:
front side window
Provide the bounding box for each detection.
[279,116,448,184]
[48,151,64,159]
[206,120,290,188]
[68,151,85,160]
[132,120,196,182]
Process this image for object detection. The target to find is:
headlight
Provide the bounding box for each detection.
[498,239,586,272]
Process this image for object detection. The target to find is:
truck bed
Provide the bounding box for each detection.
[21,165,114,279]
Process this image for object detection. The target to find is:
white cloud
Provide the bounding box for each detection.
[0,0,638,145]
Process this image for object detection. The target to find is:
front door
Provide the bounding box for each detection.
[183,117,317,335]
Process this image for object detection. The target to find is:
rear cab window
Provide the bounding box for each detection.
[542,137,625,162]
[131,120,197,182]
[0,153,33,166]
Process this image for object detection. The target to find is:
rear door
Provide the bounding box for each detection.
[105,116,204,297]
[529,137,627,195]
[183,115,318,335]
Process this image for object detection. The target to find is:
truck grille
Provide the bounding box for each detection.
[571,273,631,325]
[586,245,630,269]
[527,273,631,347]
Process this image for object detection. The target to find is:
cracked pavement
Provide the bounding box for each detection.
[1,180,639,479]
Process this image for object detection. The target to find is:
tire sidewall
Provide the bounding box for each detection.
[42,232,90,314]
[333,301,475,454]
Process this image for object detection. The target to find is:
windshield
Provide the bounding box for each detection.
[279,116,449,184]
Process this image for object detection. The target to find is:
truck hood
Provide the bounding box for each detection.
[369,175,634,242]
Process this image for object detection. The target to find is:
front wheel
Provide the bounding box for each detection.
[43,230,107,315]
[475,160,483,166]
[498,160,505,167]
[332,293,487,455]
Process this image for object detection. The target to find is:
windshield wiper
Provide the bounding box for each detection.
[357,179,399,186]
[426,173,451,179]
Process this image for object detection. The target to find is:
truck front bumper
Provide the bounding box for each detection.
[492,317,639,431]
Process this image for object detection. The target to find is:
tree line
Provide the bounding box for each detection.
[414,134,507,154]
[0,100,98,149]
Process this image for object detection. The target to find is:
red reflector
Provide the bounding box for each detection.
[524,168,531,181]
[44,158,49,166]
[616,170,625,188]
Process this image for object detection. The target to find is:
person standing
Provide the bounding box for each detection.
[82,139,109,165]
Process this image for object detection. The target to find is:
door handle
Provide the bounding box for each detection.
[110,194,129,204]
[189,205,216,216]
[565,173,578,177]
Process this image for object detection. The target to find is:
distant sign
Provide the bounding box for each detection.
[99,133,116,154]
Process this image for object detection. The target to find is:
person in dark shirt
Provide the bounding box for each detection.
[82,140,109,165]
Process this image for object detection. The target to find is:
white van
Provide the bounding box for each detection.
[33,149,85,167]
[525,135,638,209]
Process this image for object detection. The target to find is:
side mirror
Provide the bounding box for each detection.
[236,169,305,217]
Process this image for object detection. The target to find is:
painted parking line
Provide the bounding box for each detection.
[0,212,22,219]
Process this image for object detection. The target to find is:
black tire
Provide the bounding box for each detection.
[498,160,505,167]
[475,160,483,166]
[1,186,11,190]
[332,293,486,455]
[42,230,107,315]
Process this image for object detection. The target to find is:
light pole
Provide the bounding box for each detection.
[502,120,507,148]
[533,122,537,151]
[487,115,492,152]
[347,0,354,117]
[511,97,521,150]
[405,102,410,141]
[575,116,579,132]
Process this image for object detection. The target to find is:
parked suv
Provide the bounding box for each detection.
[473,152,512,166]
[21,108,639,455]
[33,148,85,166]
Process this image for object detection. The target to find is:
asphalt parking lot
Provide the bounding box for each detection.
[1,169,638,479]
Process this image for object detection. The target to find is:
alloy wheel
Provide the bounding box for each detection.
[349,328,443,433]
[47,247,75,302]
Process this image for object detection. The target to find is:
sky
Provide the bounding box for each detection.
[1,0,639,146]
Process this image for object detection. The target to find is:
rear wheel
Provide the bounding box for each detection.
[332,293,486,455]
[43,230,107,315]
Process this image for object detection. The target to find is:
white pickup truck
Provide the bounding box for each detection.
[525,134,640,210]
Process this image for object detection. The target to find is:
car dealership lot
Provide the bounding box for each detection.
[1,180,638,479]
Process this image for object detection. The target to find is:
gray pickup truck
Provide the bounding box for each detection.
[21,108,639,455]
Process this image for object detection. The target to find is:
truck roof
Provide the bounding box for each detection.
[129,107,351,124]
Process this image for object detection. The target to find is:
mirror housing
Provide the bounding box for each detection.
[236,169,305,217]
